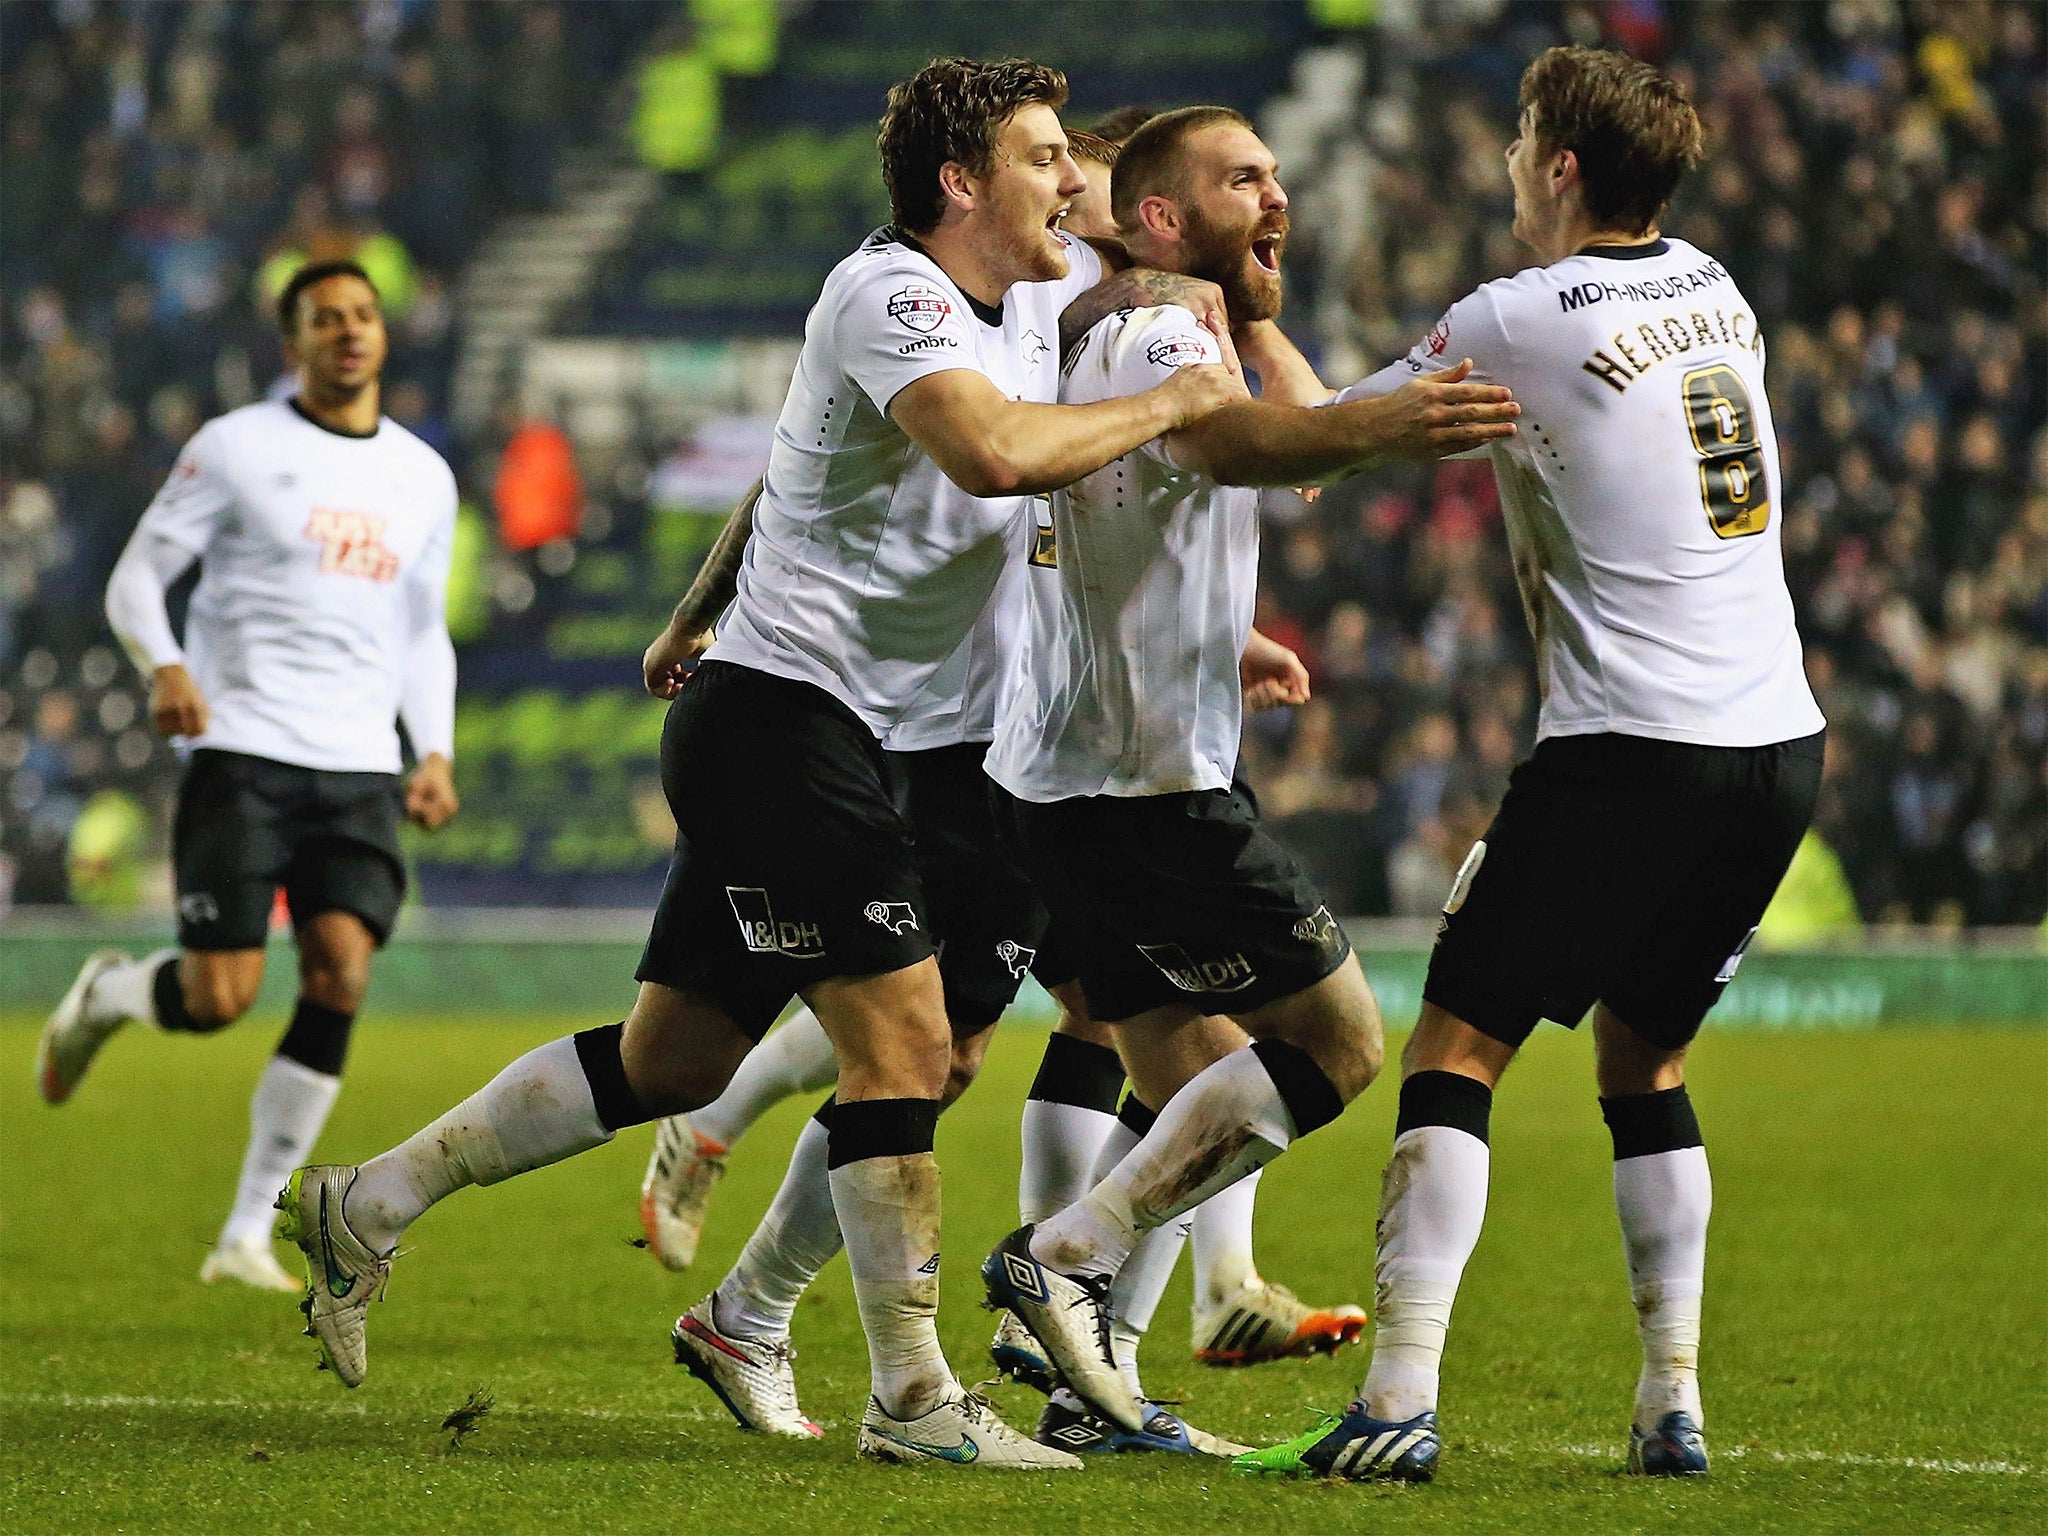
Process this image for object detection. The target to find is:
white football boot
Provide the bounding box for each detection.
[639,1115,728,1271]
[275,1166,391,1388]
[36,949,132,1104]
[858,1386,1082,1469]
[980,1226,1144,1432]
[200,1234,303,1293]
[670,1295,822,1438]
[1193,1279,1367,1366]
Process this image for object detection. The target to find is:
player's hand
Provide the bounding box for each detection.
[405,752,459,832]
[643,621,712,700]
[1380,360,1520,458]
[148,663,209,738]
[1240,630,1311,711]
[1163,361,1251,429]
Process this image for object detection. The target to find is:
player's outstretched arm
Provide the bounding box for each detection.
[890,360,1246,499]
[1232,320,1334,408]
[1172,360,1519,487]
[644,478,763,699]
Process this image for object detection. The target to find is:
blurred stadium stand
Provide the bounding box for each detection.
[2,0,2042,933]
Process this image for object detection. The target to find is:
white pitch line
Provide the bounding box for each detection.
[1550,1442,2040,1478]
[5,1395,2038,1477]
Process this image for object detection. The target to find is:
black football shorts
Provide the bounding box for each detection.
[995,778,1353,1024]
[172,749,406,950]
[1424,728,1825,1050]
[637,661,934,1039]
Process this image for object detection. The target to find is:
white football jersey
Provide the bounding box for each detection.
[987,305,1259,802]
[1336,237,1822,748]
[119,399,457,773]
[708,227,1101,746]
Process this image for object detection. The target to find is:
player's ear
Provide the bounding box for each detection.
[1136,194,1182,244]
[937,159,977,217]
[1550,147,1579,197]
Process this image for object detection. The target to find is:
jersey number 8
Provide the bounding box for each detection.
[1681,365,1770,539]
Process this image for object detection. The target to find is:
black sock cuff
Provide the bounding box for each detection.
[826,1098,939,1168]
[573,1023,653,1132]
[276,1000,354,1076]
[1396,1069,1494,1144]
[1251,1038,1345,1136]
[1116,1092,1158,1137]
[152,956,201,1032]
[1600,1085,1703,1160]
[1027,1033,1126,1115]
[811,1093,837,1130]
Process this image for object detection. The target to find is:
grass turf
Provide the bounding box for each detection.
[1,1012,2043,1534]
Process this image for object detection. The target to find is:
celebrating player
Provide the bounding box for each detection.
[37,259,459,1293]
[1234,47,1825,1484]
[977,105,1523,1437]
[273,57,1244,1470]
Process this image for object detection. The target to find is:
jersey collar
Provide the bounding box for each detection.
[888,226,1007,328]
[1575,238,1670,261]
[288,397,382,439]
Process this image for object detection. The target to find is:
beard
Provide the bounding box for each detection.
[1181,203,1287,322]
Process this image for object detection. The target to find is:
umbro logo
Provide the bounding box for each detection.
[916,1252,941,1275]
[1001,1252,1047,1303]
[864,901,919,935]
[1050,1423,1103,1447]
[996,939,1036,979]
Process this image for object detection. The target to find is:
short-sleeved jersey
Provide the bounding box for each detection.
[1336,237,1822,749]
[708,227,1102,746]
[135,400,457,773]
[986,305,1259,802]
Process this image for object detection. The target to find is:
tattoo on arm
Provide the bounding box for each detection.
[1058,269,1223,355]
[670,479,761,632]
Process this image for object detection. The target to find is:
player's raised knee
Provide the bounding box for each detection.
[182,954,262,1029]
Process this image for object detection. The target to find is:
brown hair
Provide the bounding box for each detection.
[1109,105,1251,231]
[1088,105,1158,146]
[1067,128,1119,168]
[1518,46,1704,235]
[878,56,1069,233]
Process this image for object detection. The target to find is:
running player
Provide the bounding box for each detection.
[978,106,1522,1437]
[1233,47,1824,1484]
[38,259,459,1292]
[274,58,1245,1470]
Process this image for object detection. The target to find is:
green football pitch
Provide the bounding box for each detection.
[2,1012,2043,1535]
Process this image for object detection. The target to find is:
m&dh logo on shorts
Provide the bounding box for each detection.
[1138,942,1257,994]
[726,887,824,958]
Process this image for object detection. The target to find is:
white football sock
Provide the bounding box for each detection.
[1361,1125,1490,1422]
[344,1036,610,1253]
[88,949,177,1026]
[1615,1145,1711,1428]
[715,1117,843,1341]
[219,1056,341,1247]
[1031,1047,1295,1279]
[830,1151,955,1420]
[1108,1213,1192,1400]
[1190,1166,1261,1311]
[690,1007,837,1150]
[1019,1099,1119,1225]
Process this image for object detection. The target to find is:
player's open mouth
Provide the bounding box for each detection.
[1252,235,1283,273]
[1046,207,1069,231]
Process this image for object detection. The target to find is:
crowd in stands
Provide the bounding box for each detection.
[0,0,654,907]
[2,0,2041,930]
[1243,0,2046,930]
